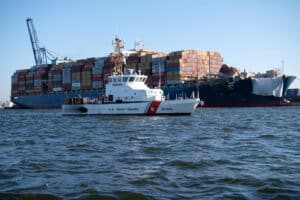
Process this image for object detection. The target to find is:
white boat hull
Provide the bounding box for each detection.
[62,99,200,115]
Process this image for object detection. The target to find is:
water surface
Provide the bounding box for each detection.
[0,107,299,199]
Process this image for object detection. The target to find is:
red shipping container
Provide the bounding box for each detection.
[18,77,26,81]
[82,68,92,72]
[92,76,102,81]
[71,64,83,72]
[81,85,92,90]
[52,81,62,87]
[52,69,62,75]
[34,86,42,92]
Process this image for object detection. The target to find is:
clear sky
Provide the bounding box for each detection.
[1,0,300,101]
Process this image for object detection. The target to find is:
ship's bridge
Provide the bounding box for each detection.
[106,70,164,102]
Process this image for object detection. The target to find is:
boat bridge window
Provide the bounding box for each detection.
[129,77,135,82]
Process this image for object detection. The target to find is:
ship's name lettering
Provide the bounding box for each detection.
[161,107,173,111]
[127,108,138,111]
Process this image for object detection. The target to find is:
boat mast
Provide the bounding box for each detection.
[158,63,161,88]
[112,36,124,75]
[281,60,284,75]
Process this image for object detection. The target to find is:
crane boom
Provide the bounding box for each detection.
[26,18,42,65]
[26,18,55,66]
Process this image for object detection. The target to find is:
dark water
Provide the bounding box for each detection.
[0,107,299,200]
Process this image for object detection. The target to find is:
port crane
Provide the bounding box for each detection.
[26,18,56,66]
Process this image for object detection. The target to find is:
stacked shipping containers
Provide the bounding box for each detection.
[49,63,64,92]
[126,53,140,71]
[11,48,224,98]
[102,56,114,83]
[16,70,28,93]
[166,50,199,85]
[124,50,157,85]
[61,57,106,91]
[92,57,106,89]
[151,53,167,87]
[125,51,143,68]
[208,52,223,74]
[11,73,19,97]
[25,71,34,93]
[81,57,95,90]
[71,62,82,90]
[34,65,50,93]
[197,51,210,75]
[139,54,152,72]
[11,66,50,97]
[11,69,29,97]
[62,62,72,91]
[139,54,152,85]
[165,50,223,85]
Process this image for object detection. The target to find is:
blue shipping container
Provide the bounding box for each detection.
[152,57,167,64]
[92,66,103,75]
[152,64,165,73]
[34,79,42,87]
[93,81,103,89]
[165,66,180,72]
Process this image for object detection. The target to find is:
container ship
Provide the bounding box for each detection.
[10,19,296,108]
[11,49,295,108]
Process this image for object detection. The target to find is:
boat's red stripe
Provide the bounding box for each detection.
[145,101,161,115]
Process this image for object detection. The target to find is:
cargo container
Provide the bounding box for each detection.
[92,66,103,75]
[62,67,71,84]
[72,81,81,90]
[152,72,166,87]
[62,83,72,91]
[92,81,103,89]
[81,68,92,90]
[92,74,102,82]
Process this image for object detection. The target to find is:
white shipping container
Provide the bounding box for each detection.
[72,82,81,90]
[53,87,62,92]
[72,82,81,87]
